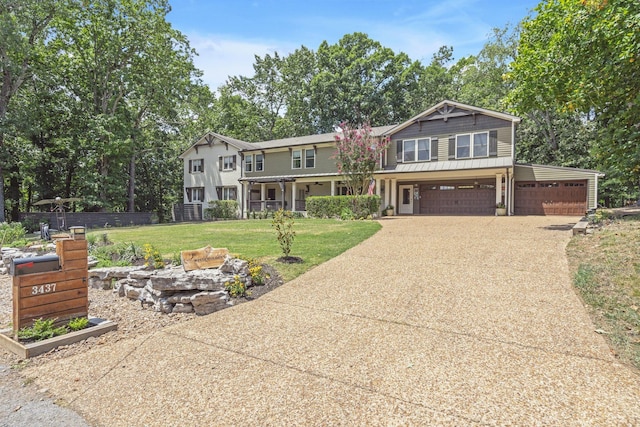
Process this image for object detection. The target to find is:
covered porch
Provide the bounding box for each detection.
[242,174,349,217]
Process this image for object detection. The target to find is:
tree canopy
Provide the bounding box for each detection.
[2,0,638,221]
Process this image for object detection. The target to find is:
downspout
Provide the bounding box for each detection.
[506,168,510,216]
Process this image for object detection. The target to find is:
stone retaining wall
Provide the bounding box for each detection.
[88,256,251,315]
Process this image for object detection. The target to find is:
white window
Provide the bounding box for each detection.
[186,187,204,202]
[223,155,234,171]
[305,149,315,168]
[402,138,430,162]
[190,158,204,173]
[456,132,488,159]
[473,133,488,157]
[245,155,253,172]
[292,150,302,169]
[255,153,264,171]
[217,186,237,200]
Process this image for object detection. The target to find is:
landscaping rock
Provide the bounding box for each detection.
[89,260,248,315]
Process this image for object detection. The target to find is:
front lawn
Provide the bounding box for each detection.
[567,215,640,370]
[88,219,381,281]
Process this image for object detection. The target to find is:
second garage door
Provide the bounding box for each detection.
[420,181,495,215]
[515,181,587,215]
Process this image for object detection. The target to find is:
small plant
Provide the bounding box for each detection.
[143,243,164,269]
[68,317,90,332]
[17,318,68,342]
[225,275,249,297]
[171,251,182,266]
[240,257,265,286]
[496,202,506,209]
[86,233,98,246]
[271,209,296,258]
[385,205,394,211]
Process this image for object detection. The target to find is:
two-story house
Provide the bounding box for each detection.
[181,101,601,218]
[179,132,256,219]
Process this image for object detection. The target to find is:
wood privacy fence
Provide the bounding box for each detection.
[19,212,154,229]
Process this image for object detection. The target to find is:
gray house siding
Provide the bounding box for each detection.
[388,125,513,168]
[244,145,337,178]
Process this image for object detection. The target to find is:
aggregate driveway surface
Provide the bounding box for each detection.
[23,216,640,425]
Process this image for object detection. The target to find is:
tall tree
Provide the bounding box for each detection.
[311,33,422,132]
[0,0,58,221]
[508,0,640,199]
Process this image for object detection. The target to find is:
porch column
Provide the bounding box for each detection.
[260,184,266,211]
[243,182,248,218]
[331,179,336,196]
[390,179,397,214]
[292,182,297,212]
[496,174,503,205]
[384,179,390,208]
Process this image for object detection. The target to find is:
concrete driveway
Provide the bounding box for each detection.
[26,216,640,425]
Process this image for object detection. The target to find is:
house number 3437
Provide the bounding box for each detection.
[31,283,56,295]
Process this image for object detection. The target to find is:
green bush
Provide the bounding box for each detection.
[90,241,144,267]
[68,317,90,331]
[17,318,68,341]
[204,200,239,220]
[0,222,27,246]
[306,195,381,219]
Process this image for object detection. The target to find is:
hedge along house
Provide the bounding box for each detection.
[181,101,601,218]
[179,132,256,220]
[376,100,601,216]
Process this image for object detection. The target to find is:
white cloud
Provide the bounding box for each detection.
[187,32,294,91]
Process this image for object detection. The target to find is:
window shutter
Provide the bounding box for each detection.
[396,140,403,163]
[188,160,193,173]
[186,188,192,202]
[218,156,223,171]
[431,138,438,161]
[448,136,455,160]
[489,130,498,157]
[216,187,222,200]
[232,155,237,170]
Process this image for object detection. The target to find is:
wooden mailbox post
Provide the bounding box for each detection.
[12,238,88,336]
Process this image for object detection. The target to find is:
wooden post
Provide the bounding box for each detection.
[12,238,88,336]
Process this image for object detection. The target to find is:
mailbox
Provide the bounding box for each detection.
[10,254,61,276]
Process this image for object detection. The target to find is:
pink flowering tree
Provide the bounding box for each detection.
[333,122,390,196]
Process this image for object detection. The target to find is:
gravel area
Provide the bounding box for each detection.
[3,216,640,426]
[0,262,282,426]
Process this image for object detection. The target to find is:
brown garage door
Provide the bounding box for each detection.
[515,181,587,215]
[419,181,495,215]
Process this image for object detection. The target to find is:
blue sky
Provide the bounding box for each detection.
[167,0,541,90]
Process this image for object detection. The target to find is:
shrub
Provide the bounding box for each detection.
[306,195,381,219]
[143,243,164,269]
[204,200,239,220]
[90,242,144,267]
[225,275,249,297]
[239,256,266,286]
[0,222,26,246]
[272,208,296,257]
[17,318,68,341]
[68,317,90,331]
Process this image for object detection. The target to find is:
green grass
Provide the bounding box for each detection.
[567,215,640,370]
[88,219,381,281]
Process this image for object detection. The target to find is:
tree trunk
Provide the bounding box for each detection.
[0,131,5,223]
[128,153,135,212]
[9,171,20,222]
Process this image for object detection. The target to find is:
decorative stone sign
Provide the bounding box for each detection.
[181,245,229,271]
